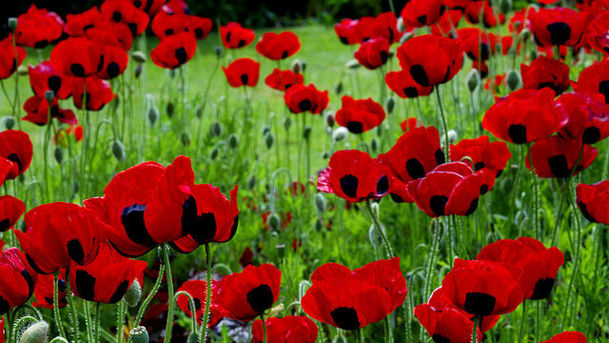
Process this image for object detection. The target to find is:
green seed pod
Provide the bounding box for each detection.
[4,116,15,130]
[247,174,257,190]
[315,218,324,231]
[322,151,330,159]
[195,104,203,118]
[262,125,271,136]
[214,45,223,59]
[276,243,286,259]
[370,137,379,153]
[166,102,175,118]
[370,202,380,217]
[187,332,201,343]
[130,326,149,343]
[314,193,326,213]
[19,321,49,343]
[210,122,223,137]
[303,125,312,140]
[210,146,219,160]
[268,213,280,231]
[448,130,458,144]
[49,337,69,343]
[44,90,55,103]
[112,140,126,161]
[8,18,17,32]
[134,63,143,78]
[54,147,63,164]
[291,59,302,73]
[17,65,28,76]
[466,69,480,92]
[125,280,142,307]
[147,105,159,127]
[283,116,292,131]
[335,81,343,95]
[228,134,239,149]
[180,132,191,146]
[265,133,275,149]
[332,127,348,142]
[326,112,335,127]
[345,59,360,69]
[385,97,395,114]
[131,51,147,63]
[506,70,521,91]
[499,0,511,14]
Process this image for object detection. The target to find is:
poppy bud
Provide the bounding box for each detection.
[228,134,239,149]
[44,90,55,103]
[112,140,125,161]
[291,59,306,73]
[529,49,537,61]
[187,333,201,343]
[315,218,324,231]
[195,104,203,118]
[17,65,28,76]
[467,69,480,92]
[129,326,149,343]
[268,213,280,231]
[397,17,406,32]
[18,321,49,343]
[247,175,257,189]
[326,112,335,127]
[125,280,142,307]
[276,243,286,259]
[385,97,395,114]
[49,338,69,343]
[506,70,521,91]
[399,32,414,45]
[3,116,14,130]
[210,146,219,160]
[214,45,223,59]
[265,133,275,149]
[371,137,379,152]
[335,81,343,95]
[8,18,17,32]
[210,122,223,137]
[370,202,380,217]
[499,0,511,14]
[180,132,191,146]
[147,106,159,127]
[131,51,147,63]
[134,64,143,79]
[314,193,326,213]
[262,125,271,136]
[346,59,360,69]
[448,130,458,144]
[166,101,175,118]
[54,147,63,164]
[283,117,292,131]
[167,69,176,79]
[332,127,349,142]
[303,126,312,140]
[519,29,530,43]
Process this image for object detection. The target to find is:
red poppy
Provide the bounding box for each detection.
[530,8,587,47]
[526,136,597,178]
[70,76,115,111]
[97,45,129,80]
[542,331,587,343]
[256,32,301,60]
[222,58,260,88]
[0,34,26,80]
[586,12,609,55]
[0,195,25,232]
[576,60,609,104]
[385,70,433,99]
[353,37,390,70]
[252,316,318,343]
[482,88,568,144]
[33,271,67,309]
[23,95,76,126]
[0,130,33,180]
[397,34,464,87]
[65,7,104,37]
[521,57,570,95]
[508,7,536,34]
[130,0,166,17]
[335,96,386,134]
[456,28,496,62]
[334,19,361,45]
[189,16,213,40]
[464,0,505,28]
[442,259,524,317]
[407,162,483,217]
[556,92,609,144]
[220,22,255,49]
[239,247,254,267]
[151,12,210,40]
[284,84,329,114]
[265,69,304,91]
[317,150,389,202]
[400,0,445,28]
[28,61,73,99]
[69,242,147,304]
[50,37,104,78]
[577,181,609,224]
[161,0,189,15]
[0,248,36,315]
[444,0,473,10]
[100,0,149,36]
[15,202,109,274]
[15,5,64,48]
[176,279,226,327]
[355,12,402,44]
[171,184,239,253]
[151,32,197,69]
[217,264,281,321]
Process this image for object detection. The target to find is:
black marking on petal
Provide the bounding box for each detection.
[464,292,496,316]
[346,121,363,133]
[75,270,96,301]
[175,47,187,65]
[0,219,10,232]
[70,63,85,77]
[507,124,527,144]
[529,277,554,300]
[406,158,426,179]
[548,155,570,177]
[435,149,446,165]
[121,204,156,246]
[410,64,430,87]
[298,99,312,112]
[240,73,249,85]
[339,174,359,198]
[67,239,85,263]
[48,76,62,93]
[583,127,601,145]
[108,280,129,303]
[430,195,448,216]
[465,198,479,215]
[330,307,360,330]
[246,284,274,313]
[546,22,571,46]
[376,175,389,195]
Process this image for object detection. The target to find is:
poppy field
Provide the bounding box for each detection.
[1,0,609,342]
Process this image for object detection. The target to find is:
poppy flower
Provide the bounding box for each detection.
[508,7,536,34]
[65,7,104,37]
[265,69,304,91]
[442,259,524,317]
[15,202,109,274]
[69,242,147,304]
[151,32,197,69]
[335,96,386,134]
[530,8,587,47]
[526,136,597,178]
[444,0,473,10]
[482,88,568,144]
[256,32,301,61]
[284,84,329,114]
[0,195,25,232]
[0,34,26,80]
[456,28,496,62]
[79,22,132,51]
[28,61,73,99]
[0,248,36,315]
[478,238,564,300]
[317,150,389,203]
[400,0,445,28]
[0,130,33,180]
[161,0,189,15]
[577,181,609,224]
[171,184,239,253]
[151,12,210,40]
[521,57,570,95]
[576,60,609,104]
[251,316,318,343]
[50,37,104,78]
[97,45,129,80]
[130,0,166,16]
[220,22,255,49]
[189,16,213,40]
[176,279,226,327]
[23,95,78,126]
[354,12,402,44]
[100,0,149,36]
[222,58,260,88]
[70,76,115,111]
[397,34,464,87]
[407,162,483,217]
[542,331,587,343]
[586,12,609,55]
[217,264,281,321]
[334,19,361,45]
[556,92,609,144]
[33,271,67,309]
[385,70,433,99]
[464,0,505,28]
[15,5,64,48]
[353,37,390,70]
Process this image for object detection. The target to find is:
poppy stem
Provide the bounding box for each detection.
[423,220,441,299]
[53,258,66,339]
[201,244,213,342]
[526,143,542,240]
[43,100,53,202]
[84,301,94,343]
[472,316,479,343]
[434,85,450,161]
[162,244,176,343]
[365,199,394,258]
[517,299,527,342]
[95,302,101,343]
[387,0,395,14]
[66,274,81,343]
[134,262,166,326]
[116,298,126,343]
[10,33,21,130]
[261,313,268,343]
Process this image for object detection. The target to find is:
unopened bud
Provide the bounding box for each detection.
[112,140,125,161]
[466,69,480,92]
[3,116,14,130]
[17,65,28,76]
[19,321,49,343]
[326,112,335,127]
[506,70,521,91]
[210,122,223,137]
[315,218,324,231]
[519,29,531,42]
[210,146,219,160]
[283,117,292,131]
[303,125,312,140]
[346,59,360,69]
[125,281,141,307]
[134,63,143,78]
[265,133,274,149]
[385,97,395,114]
[228,134,239,149]
[447,130,458,144]
[44,90,54,103]
[262,125,271,136]
[247,175,257,189]
[332,127,349,142]
[397,17,406,32]
[276,243,286,259]
[180,131,191,146]
[268,213,280,231]
[147,105,159,126]
[54,147,63,164]
[335,81,343,95]
[499,0,512,14]
[129,326,149,343]
[131,51,147,63]
[195,104,203,118]
[8,18,17,33]
[166,101,174,118]
[370,202,380,217]
[214,46,223,59]
[314,193,326,213]
[371,137,379,152]
[291,59,306,73]
[187,332,201,343]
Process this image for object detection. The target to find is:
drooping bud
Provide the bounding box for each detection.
[210,122,223,137]
[346,59,360,69]
[54,147,63,164]
[214,46,223,59]
[399,31,414,45]
[276,243,286,259]
[228,134,239,149]
[326,112,335,127]
[112,140,126,161]
[209,146,219,160]
[385,97,395,114]
[466,69,480,92]
[131,51,147,63]
[3,116,14,130]
[166,101,175,118]
[268,213,280,231]
[447,130,458,144]
[180,132,191,146]
[265,133,275,149]
[44,90,55,103]
[291,59,306,73]
[370,137,379,152]
[195,104,203,118]
[262,125,271,136]
[17,65,28,76]
[283,117,292,131]
[499,0,512,14]
[303,125,312,140]
[134,63,143,78]
[506,70,521,91]
[147,104,159,127]
[19,321,49,343]
[332,127,348,142]
[247,174,257,189]
[397,17,406,32]
[314,193,326,213]
[335,81,343,95]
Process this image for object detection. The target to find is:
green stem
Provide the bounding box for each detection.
[116,299,126,343]
[261,313,268,343]
[54,273,67,338]
[162,244,176,343]
[201,244,213,341]
[517,300,527,342]
[365,199,395,258]
[434,85,450,161]
[134,262,166,326]
[66,274,81,343]
[84,301,94,343]
[95,303,101,343]
[472,316,479,343]
[423,220,442,299]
